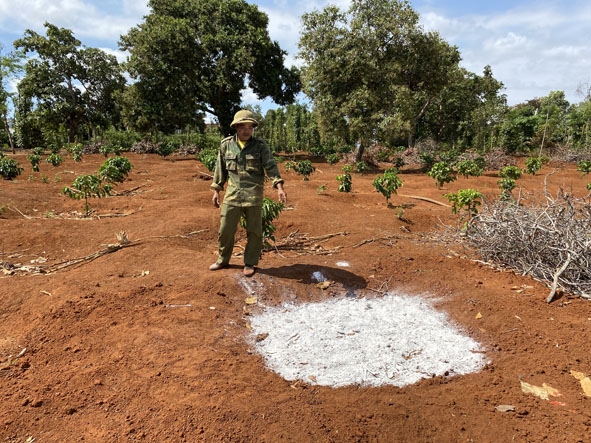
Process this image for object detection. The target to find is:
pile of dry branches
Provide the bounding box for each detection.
[466,191,591,302]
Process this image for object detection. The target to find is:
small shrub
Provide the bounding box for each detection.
[428,161,456,189]
[99,145,113,157]
[439,149,460,165]
[498,177,516,200]
[98,156,133,183]
[63,174,112,216]
[372,168,403,204]
[525,156,549,176]
[354,161,370,173]
[0,157,24,180]
[27,153,43,172]
[240,197,284,249]
[444,189,483,227]
[197,148,218,172]
[325,153,340,165]
[336,165,353,192]
[375,149,391,163]
[46,153,64,167]
[419,152,436,172]
[392,156,405,169]
[288,160,315,180]
[577,160,591,175]
[66,143,84,162]
[456,159,483,179]
[499,165,523,180]
[157,141,178,157]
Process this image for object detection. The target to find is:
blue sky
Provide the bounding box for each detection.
[1,0,590,110]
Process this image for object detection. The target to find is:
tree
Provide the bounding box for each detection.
[14,23,125,146]
[298,0,460,161]
[0,46,24,153]
[500,91,570,154]
[120,0,300,135]
[420,65,506,151]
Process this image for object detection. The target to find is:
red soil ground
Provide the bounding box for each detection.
[1,152,590,442]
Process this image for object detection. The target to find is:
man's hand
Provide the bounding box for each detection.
[277,183,287,204]
[212,190,221,208]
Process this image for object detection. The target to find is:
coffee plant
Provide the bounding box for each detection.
[98,156,133,183]
[336,165,353,192]
[444,189,483,228]
[428,161,456,189]
[0,157,24,180]
[372,168,403,205]
[63,174,112,216]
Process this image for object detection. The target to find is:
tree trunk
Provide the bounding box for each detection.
[354,139,365,163]
[2,110,15,153]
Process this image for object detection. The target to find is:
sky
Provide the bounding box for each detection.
[1,0,590,111]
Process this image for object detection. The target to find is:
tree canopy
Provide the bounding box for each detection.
[119,0,301,135]
[298,0,461,158]
[13,23,125,146]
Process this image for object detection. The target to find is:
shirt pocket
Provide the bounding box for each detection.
[224,153,238,172]
[245,153,262,174]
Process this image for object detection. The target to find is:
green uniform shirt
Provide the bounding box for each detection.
[211,134,284,207]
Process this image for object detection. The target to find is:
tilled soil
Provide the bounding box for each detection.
[1,152,590,442]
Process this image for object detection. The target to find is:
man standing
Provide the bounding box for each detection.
[209,109,287,276]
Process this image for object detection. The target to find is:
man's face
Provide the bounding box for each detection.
[235,123,255,141]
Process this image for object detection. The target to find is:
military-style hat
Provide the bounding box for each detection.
[230,110,259,128]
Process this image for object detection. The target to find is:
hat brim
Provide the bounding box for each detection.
[230,118,258,128]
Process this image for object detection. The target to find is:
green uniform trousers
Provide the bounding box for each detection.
[216,203,262,266]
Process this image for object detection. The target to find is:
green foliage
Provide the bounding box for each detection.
[46,153,63,167]
[0,157,24,180]
[336,165,353,192]
[325,153,340,165]
[428,161,456,189]
[456,159,483,179]
[499,165,523,180]
[287,160,315,180]
[498,177,516,200]
[120,0,300,134]
[66,143,84,162]
[197,148,218,172]
[392,156,405,169]
[27,153,42,172]
[375,149,391,162]
[98,156,133,183]
[14,23,125,145]
[372,168,403,204]
[439,149,460,165]
[103,129,141,152]
[354,161,370,173]
[299,0,460,157]
[317,184,327,194]
[99,145,113,157]
[157,140,178,157]
[577,160,591,175]
[240,197,284,249]
[62,174,112,216]
[524,156,549,175]
[444,189,483,225]
[419,152,436,172]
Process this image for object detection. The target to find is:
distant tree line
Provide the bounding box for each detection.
[0,0,590,160]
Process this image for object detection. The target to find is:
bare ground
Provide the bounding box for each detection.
[1,152,591,442]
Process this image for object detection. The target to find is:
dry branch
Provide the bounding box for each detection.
[399,194,451,207]
[466,191,591,301]
[8,229,209,275]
